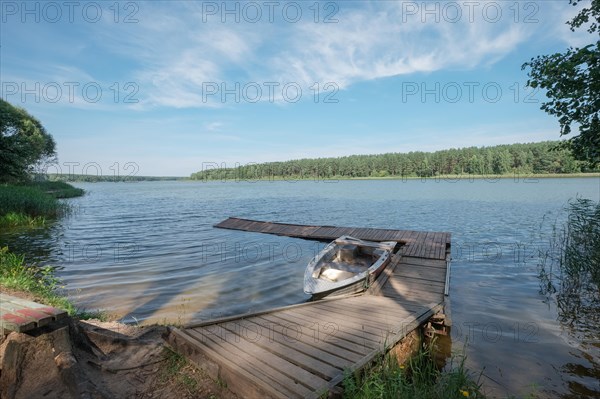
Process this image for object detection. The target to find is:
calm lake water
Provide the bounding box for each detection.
[2,178,599,397]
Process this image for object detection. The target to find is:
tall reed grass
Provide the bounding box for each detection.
[0,181,83,226]
[343,342,485,399]
[538,197,600,333]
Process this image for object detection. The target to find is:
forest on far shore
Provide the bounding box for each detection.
[191,141,600,180]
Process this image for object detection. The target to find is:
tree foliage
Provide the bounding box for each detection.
[522,0,600,166]
[191,141,597,180]
[0,100,56,182]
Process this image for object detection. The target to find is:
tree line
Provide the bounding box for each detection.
[190,141,600,181]
[48,174,185,182]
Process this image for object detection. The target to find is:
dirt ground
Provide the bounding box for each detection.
[0,291,239,399]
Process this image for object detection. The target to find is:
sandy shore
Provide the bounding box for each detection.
[0,289,238,399]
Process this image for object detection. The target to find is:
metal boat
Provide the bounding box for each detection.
[304,236,396,299]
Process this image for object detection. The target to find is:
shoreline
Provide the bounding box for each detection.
[57,172,600,183]
[186,172,600,182]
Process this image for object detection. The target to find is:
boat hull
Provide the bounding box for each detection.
[303,236,396,299]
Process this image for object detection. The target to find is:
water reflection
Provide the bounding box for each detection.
[1,179,599,397]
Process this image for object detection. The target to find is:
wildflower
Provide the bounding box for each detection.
[459,389,469,397]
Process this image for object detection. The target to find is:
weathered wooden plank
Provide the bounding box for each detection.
[393,265,446,284]
[0,312,37,333]
[380,288,443,304]
[435,236,445,259]
[188,326,316,397]
[418,231,429,258]
[167,327,292,399]
[245,316,356,369]
[289,307,392,345]
[185,294,354,329]
[380,283,444,299]
[309,299,414,323]
[0,295,68,318]
[382,276,444,293]
[219,320,341,380]
[256,314,366,363]
[0,295,68,333]
[386,274,445,291]
[290,306,399,345]
[308,303,409,330]
[435,233,445,259]
[417,231,430,258]
[194,323,330,391]
[0,300,56,321]
[278,309,388,354]
[439,233,449,259]
[295,301,403,330]
[402,256,446,269]
[214,218,446,246]
[267,311,380,351]
[368,255,402,296]
[393,230,410,242]
[428,232,439,259]
[181,329,310,398]
[310,226,339,239]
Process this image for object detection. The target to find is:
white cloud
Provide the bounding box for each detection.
[88,1,535,109]
[204,121,223,132]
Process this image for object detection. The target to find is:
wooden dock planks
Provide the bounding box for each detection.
[214,217,451,260]
[0,294,68,333]
[168,218,452,397]
[169,296,442,399]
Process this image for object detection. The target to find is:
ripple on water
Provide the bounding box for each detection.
[1,179,599,398]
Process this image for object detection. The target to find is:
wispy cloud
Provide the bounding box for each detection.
[204,121,223,132]
[84,2,535,109]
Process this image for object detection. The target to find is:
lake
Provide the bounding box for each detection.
[1,177,599,397]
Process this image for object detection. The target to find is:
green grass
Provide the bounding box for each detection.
[160,347,200,392]
[0,212,47,227]
[0,246,105,320]
[343,343,485,399]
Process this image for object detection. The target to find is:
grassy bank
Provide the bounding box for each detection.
[343,344,485,399]
[0,247,102,319]
[0,181,83,227]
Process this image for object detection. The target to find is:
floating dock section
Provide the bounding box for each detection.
[167,218,451,398]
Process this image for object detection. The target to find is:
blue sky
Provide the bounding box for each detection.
[1,1,590,176]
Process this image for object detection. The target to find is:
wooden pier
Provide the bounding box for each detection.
[167,218,451,398]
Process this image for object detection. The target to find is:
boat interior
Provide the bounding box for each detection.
[311,243,389,282]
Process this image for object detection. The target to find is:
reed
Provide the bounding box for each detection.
[28,180,85,198]
[0,181,83,227]
[342,342,485,399]
[538,197,600,329]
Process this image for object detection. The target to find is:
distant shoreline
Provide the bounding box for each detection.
[188,172,600,182]
[53,172,600,182]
